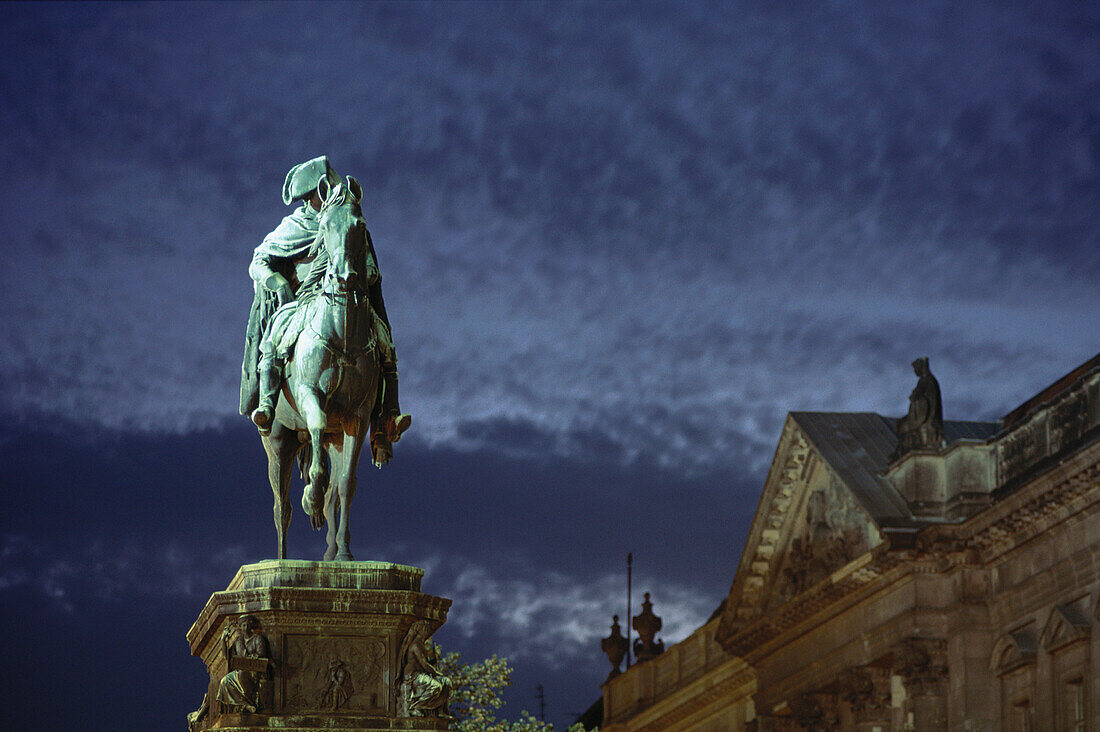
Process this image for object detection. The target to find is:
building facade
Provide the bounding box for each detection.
[601,356,1100,731]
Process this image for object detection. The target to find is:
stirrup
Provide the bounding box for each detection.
[387,414,412,443]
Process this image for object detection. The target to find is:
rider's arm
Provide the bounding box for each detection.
[249,249,295,304]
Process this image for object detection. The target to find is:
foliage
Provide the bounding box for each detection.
[433,642,595,732]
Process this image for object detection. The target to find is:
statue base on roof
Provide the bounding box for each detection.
[186,560,452,731]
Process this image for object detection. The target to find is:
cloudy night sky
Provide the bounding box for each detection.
[2,1,1098,729]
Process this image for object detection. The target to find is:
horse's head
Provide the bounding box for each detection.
[316,175,375,297]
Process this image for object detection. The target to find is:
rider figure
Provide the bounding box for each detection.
[240,155,411,451]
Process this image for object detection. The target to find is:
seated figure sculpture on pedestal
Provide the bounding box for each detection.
[397,620,453,717]
[891,356,945,461]
[216,615,272,714]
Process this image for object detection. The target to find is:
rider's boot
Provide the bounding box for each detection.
[251,356,284,434]
[380,367,412,443]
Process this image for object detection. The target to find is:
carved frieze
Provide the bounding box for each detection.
[838,666,891,723]
[788,691,841,731]
[998,373,1098,487]
[895,638,948,696]
[998,420,1048,486]
[1049,386,1089,455]
[187,561,453,731]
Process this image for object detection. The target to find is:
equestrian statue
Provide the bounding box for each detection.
[240,156,411,560]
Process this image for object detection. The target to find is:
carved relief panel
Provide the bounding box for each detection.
[283,635,387,714]
[769,473,877,608]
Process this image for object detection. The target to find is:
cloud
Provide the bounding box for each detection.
[0,533,251,613]
[2,2,1097,474]
[436,560,713,669]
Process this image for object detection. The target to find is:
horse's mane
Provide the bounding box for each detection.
[320,183,363,219]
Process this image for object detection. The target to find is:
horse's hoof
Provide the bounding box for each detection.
[336,552,354,562]
[323,547,337,561]
[302,485,322,514]
[251,407,274,431]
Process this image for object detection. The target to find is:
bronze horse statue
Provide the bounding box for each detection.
[260,176,389,561]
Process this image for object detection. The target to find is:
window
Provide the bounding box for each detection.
[1067,678,1085,732]
[1012,700,1032,732]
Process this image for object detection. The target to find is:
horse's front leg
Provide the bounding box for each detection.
[262,423,298,560]
[296,385,329,530]
[321,432,344,561]
[323,458,340,561]
[327,427,365,561]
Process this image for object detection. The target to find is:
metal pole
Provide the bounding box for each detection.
[626,552,633,669]
[536,684,546,721]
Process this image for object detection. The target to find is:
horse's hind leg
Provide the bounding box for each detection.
[262,424,297,560]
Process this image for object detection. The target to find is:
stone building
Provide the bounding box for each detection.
[600,355,1100,731]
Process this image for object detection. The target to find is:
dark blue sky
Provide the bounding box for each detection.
[2,2,1098,729]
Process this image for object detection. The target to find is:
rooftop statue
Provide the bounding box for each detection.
[891,356,945,461]
[239,156,412,560]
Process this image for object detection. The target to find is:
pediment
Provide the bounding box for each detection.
[717,415,885,645]
[991,626,1038,677]
[1041,602,1091,652]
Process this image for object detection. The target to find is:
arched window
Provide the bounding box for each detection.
[991,626,1037,731]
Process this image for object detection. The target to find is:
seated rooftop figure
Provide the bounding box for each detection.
[892,356,945,461]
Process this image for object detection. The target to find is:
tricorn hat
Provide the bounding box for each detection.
[282,155,340,205]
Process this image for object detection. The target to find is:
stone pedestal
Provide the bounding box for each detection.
[186,560,451,731]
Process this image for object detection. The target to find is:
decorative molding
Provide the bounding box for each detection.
[188,587,450,650]
[719,421,811,643]
[998,371,1098,487]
